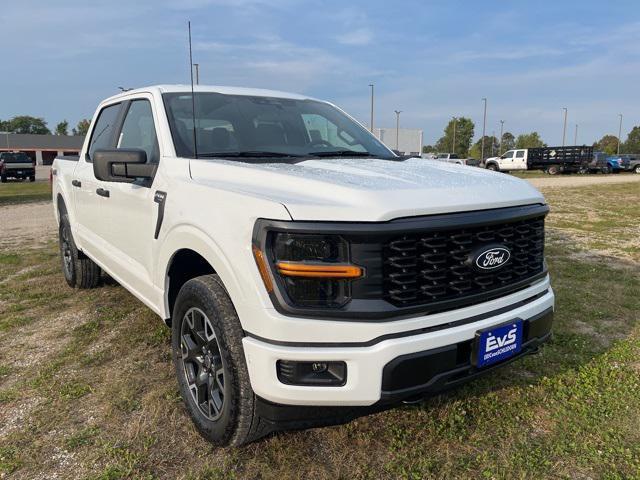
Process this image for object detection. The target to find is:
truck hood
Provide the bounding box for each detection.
[189,157,545,221]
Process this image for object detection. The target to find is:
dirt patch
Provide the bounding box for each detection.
[0,201,56,248]
[527,174,640,189]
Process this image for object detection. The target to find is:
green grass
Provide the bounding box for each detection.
[0,182,638,479]
[0,180,50,205]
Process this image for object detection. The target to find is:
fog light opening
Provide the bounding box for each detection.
[277,360,347,386]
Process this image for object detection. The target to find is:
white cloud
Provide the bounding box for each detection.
[335,28,373,46]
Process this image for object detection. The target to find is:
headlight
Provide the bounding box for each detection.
[253,231,363,309]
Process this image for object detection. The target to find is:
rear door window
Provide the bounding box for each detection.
[515,150,525,158]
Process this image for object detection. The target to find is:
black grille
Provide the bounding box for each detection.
[383,216,545,307]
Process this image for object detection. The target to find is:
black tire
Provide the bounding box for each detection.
[0,174,6,183]
[634,165,640,174]
[603,165,612,174]
[29,175,35,182]
[171,275,268,446]
[547,165,560,175]
[486,163,499,172]
[58,214,101,289]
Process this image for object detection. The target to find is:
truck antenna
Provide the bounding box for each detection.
[188,21,198,159]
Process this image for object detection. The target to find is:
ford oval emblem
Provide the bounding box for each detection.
[474,247,511,271]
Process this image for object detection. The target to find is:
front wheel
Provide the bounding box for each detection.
[29,175,35,182]
[486,163,499,172]
[0,174,6,183]
[634,165,640,174]
[172,275,268,446]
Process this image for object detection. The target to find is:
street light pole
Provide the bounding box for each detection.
[574,124,578,145]
[561,107,567,146]
[369,84,374,133]
[193,63,200,84]
[617,114,623,154]
[394,110,402,151]
[499,120,504,154]
[451,117,457,154]
[481,98,487,161]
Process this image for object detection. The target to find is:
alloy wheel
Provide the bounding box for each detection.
[180,307,226,421]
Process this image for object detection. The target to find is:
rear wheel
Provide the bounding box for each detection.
[547,165,560,175]
[58,214,101,289]
[0,173,6,183]
[29,175,35,182]
[172,275,269,446]
[603,165,612,174]
[634,165,640,174]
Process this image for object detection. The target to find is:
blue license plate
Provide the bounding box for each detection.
[474,320,523,368]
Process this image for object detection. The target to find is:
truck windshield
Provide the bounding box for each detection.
[162,92,395,160]
[2,153,31,163]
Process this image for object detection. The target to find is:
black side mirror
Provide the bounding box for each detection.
[93,149,156,183]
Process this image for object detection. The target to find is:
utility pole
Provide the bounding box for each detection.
[451,117,457,154]
[394,110,402,151]
[193,63,200,85]
[561,108,567,146]
[617,114,623,154]
[481,98,487,161]
[369,84,374,132]
[574,124,578,145]
[499,120,505,154]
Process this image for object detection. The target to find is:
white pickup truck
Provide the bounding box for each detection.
[52,85,554,446]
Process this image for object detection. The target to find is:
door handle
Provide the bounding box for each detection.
[96,188,110,198]
[72,179,81,188]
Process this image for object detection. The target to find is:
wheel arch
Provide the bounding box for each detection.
[157,225,249,323]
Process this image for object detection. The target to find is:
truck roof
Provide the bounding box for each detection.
[101,84,318,104]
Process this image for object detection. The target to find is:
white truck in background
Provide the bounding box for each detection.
[51,85,554,446]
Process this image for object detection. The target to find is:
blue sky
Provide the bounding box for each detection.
[1,0,639,145]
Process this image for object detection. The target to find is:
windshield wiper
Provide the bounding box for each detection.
[307,150,378,158]
[197,151,305,158]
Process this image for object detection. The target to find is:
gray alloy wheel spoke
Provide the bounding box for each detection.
[181,334,202,363]
[184,362,198,385]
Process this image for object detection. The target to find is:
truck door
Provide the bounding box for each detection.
[499,150,514,170]
[97,96,161,303]
[514,150,527,170]
[72,102,123,265]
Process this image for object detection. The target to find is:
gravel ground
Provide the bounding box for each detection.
[527,173,640,188]
[0,201,56,248]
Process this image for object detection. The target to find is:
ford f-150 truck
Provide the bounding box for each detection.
[52,85,554,446]
[0,151,36,182]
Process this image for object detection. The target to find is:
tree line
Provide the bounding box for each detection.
[422,117,640,158]
[0,116,91,136]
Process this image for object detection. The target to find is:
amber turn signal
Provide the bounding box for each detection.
[252,246,274,292]
[276,262,363,279]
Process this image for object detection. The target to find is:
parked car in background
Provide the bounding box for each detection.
[583,151,619,174]
[434,153,480,167]
[0,151,35,182]
[613,154,640,174]
[52,85,554,446]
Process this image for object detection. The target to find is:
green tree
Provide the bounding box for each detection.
[0,119,9,131]
[515,132,545,149]
[72,119,91,136]
[623,126,640,154]
[469,136,499,159]
[55,120,69,136]
[500,132,515,152]
[7,116,51,134]
[593,134,619,155]
[434,117,475,156]
[422,145,436,153]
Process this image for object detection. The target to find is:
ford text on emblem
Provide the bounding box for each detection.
[474,247,511,270]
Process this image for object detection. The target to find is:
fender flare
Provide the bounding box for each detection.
[155,224,248,319]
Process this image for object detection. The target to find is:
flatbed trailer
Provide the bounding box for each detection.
[527,146,593,174]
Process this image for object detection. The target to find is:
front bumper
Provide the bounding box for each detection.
[242,284,554,406]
